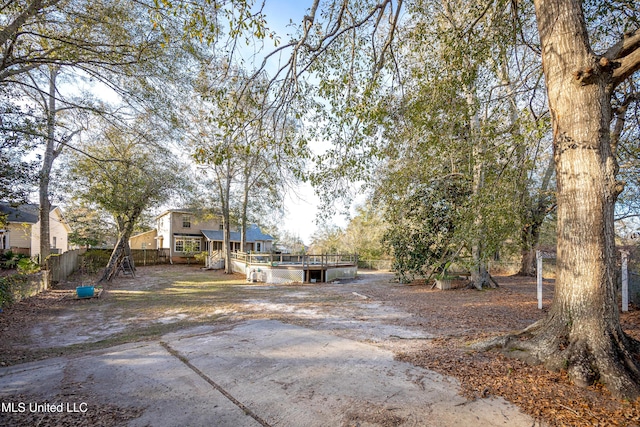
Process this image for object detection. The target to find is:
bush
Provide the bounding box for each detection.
[194,251,208,264]
[81,249,111,273]
[1,251,28,269]
[17,257,40,274]
[0,274,28,308]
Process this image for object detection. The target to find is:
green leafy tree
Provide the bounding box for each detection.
[341,202,388,261]
[381,176,471,283]
[66,116,185,282]
[64,200,115,249]
[266,0,640,397]
[190,66,307,272]
[476,0,640,398]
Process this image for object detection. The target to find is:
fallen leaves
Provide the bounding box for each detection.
[388,276,640,427]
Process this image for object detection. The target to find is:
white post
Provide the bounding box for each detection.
[621,250,629,313]
[536,250,543,310]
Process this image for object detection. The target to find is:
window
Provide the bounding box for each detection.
[256,242,262,252]
[182,215,191,228]
[52,236,57,249]
[175,237,201,253]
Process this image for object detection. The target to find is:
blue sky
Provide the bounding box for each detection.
[252,1,342,244]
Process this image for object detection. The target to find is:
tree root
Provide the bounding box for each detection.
[469,317,640,399]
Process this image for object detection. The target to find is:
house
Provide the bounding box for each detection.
[0,203,72,258]
[129,209,274,266]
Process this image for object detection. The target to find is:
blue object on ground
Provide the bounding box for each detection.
[76,286,95,298]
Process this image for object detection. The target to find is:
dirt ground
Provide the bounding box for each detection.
[1,265,640,426]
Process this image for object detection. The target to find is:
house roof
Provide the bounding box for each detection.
[129,229,158,239]
[155,208,223,220]
[156,209,194,219]
[0,203,41,223]
[201,224,273,243]
[0,203,70,233]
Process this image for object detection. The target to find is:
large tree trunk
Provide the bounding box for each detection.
[98,215,137,283]
[38,67,59,265]
[479,0,640,399]
[99,231,131,283]
[222,159,233,274]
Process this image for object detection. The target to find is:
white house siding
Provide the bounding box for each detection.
[7,222,31,250]
[30,209,69,257]
[156,214,172,249]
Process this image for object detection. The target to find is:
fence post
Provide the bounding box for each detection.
[536,250,543,310]
[621,250,629,313]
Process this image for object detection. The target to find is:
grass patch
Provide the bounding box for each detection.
[1,266,338,366]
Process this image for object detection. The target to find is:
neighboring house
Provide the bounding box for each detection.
[129,209,274,265]
[0,203,72,258]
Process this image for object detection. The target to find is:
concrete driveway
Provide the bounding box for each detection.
[1,318,540,426]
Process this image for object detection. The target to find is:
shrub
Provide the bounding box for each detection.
[81,249,111,273]
[0,274,28,308]
[1,251,28,269]
[194,251,208,264]
[17,257,40,274]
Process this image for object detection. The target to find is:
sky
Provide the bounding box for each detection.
[64,1,351,245]
[253,1,351,244]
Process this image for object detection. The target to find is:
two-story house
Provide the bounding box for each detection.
[129,209,274,266]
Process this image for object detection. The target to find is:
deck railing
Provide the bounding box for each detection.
[230,252,358,268]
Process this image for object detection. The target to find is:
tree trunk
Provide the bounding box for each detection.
[517,241,537,277]
[99,231,129,283]
[38,66,60,265]
[222,159,233,274]
[99,216,137,283]
[240,171,249,253]
[516,201,547,276]
[482,0,640,399]
[517,158,556,276]
[466,85,493,289]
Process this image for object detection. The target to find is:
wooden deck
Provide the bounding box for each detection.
[230,252,358,283]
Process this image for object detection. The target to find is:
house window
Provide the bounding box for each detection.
[141,242,147,249]
[256,242,261,252]
[182,215,191,228]
[52,236,57,249]
[175,237,201,253]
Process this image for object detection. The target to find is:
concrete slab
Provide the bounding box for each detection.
[1,321,541,426]
[167,320,536,427]
[0,342,262,427]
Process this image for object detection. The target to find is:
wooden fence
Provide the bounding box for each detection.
[47,249,84,283]
[46,248,169,283]
[128,249,170,266]
[79,248,170,269]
